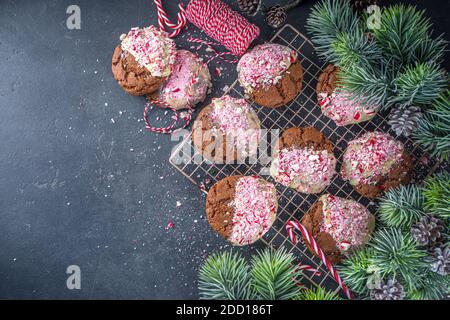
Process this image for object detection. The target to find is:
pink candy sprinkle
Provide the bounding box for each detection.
[165,221,175,230]
[341,132,404,185]
[237,43,297,91]
[274,147,336,193]
[320,194,372,251]
[121,26,176,77]
[318,91,378,126]
[228,177,277,245]
[210,95,259,151]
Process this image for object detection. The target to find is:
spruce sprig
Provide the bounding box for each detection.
[373,5,433,66]
[413,91,450,161]
[331,28,383,70]
[369,228,427,291]
[423,172,450,219]
[198,248,302,300]
[339,63,394,108]
[198,251,254,300]
[408,269,450,300]
[306,0,359,61]
[412,35,447,64]
[251,248,302,300]
[338,247,375,296]
[296,286,342,300]
[390,62,448,106]
[378,185,426,229]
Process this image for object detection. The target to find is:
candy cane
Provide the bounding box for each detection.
[295,263,322,277]
[286,220,353,299]
[153,0,187,38]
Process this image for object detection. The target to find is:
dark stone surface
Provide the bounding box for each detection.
[0,0,448,299]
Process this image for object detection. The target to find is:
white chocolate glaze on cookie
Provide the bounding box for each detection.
[120,26,176,77]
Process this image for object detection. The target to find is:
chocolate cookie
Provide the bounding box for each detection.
[316,64,340,96]
[316,64,379,126]
[192,95,260,163]
[341,132,412,199]
[301,194,375,264]
[111,26,176,96]
[237,43,303,108]
[270,127,337,194]
[206,175,278,246]
[147,50,212,110]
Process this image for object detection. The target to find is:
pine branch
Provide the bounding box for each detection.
[373,5,433,66]
[422,172,450,219]
[296,286,342,300]
[378,185,426,229]
[408,268,450,300]
[198,251,254,300]
[250,248,301,300]
[413,34,448,64]
[306,0,359,61]
[413,91,450,161]
[390,62,447,106]
[331,28,383,70]
[369,228,427,291]
[338,247,375,296]
[338,62,395,108]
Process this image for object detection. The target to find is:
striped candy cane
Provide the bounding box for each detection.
[286,220,353,299]
[296,263,322,277]
[153,0,187,38]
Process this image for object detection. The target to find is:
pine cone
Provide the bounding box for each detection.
[236,0,261,16]
[430,246,450,276]
[265,5,287,28]
[370,278,405,300]
[388,105,422,137]
[411,215,445,248]
[350,0,379,13]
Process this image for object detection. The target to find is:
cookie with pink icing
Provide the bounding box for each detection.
[316,64,379,126]
[301,194,375,264]
[341,132,412,198]
[147,50,212,110]
[192,95,261,163]
[112,26,176,95]
[270,127,337,194]
[206,175,278,246]
[237,43,303,108]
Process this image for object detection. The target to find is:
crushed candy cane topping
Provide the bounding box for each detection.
[237,43,297,92]
[273,147,336,193]
[210,95,260,151]
[229,176,277,245]
[159,50,211,109]
[341,132,404,186]
[318,91,379,126]
[319,194,372,251]
[120,26,176,77]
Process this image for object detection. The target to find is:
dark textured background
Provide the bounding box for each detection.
[0,0,448,299]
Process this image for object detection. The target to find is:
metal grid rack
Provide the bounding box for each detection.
[169,24,439,297]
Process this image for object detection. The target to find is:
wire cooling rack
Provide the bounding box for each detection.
[169,24,440,297]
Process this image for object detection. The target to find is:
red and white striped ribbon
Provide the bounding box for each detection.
[153,0,187,38]
[286,220,353,299]
[144,101,193,134]
[185,0,260,56]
